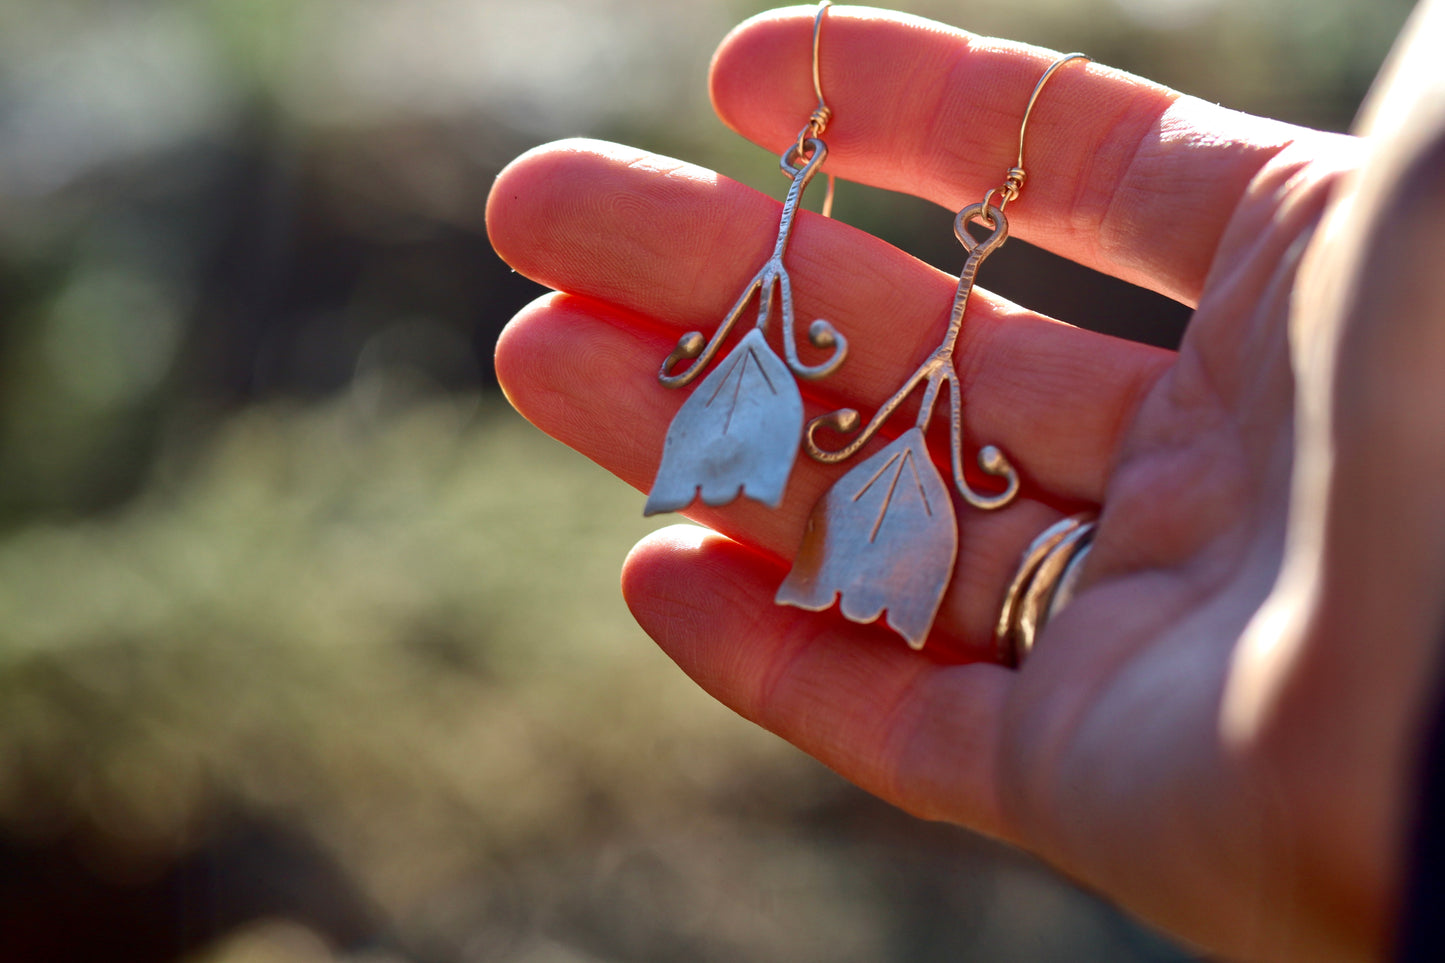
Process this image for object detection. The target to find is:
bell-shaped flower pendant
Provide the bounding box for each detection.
[776,427,957,648]
[644,329,804,515]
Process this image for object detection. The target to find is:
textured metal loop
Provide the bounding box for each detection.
[781,137,828,180]
[783,129,835,219]
[955,202,1008,252]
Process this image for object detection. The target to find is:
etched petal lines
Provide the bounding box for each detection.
[644,329,804,516]
[776,428,957,648]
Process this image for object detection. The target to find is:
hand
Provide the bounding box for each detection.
[487,5,1445,960]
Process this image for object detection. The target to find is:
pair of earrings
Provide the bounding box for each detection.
[645,1,1087,650]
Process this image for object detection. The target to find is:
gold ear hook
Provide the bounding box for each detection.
[795,1,836,218]
[798,1,833,143]
[983,51,1090,217]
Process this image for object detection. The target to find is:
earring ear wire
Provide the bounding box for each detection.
[983,51,1090,217]
[797,1,837,218]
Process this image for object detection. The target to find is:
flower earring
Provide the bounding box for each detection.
[644,1,847,516]
[776,53,1090,648]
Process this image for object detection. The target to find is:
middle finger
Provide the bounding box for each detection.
[488,138,1173,502]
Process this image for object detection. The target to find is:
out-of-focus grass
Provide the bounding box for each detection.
[0,394,750,870]
[0,395,1199,962]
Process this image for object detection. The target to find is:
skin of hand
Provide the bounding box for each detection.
[486,3,1445,960]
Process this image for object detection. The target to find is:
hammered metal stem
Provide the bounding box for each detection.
[659,141,846,389]
[804,202,1018,507]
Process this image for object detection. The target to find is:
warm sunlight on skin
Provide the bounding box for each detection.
[488,3,1445,959]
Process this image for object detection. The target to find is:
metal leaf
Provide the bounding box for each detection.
[644,328,804,516]
[776,427,957,648]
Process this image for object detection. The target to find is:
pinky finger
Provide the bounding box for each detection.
[622,523,1020,843]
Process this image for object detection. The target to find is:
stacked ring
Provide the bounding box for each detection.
[995,513,1098,667]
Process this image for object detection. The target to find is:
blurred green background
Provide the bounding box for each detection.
[0,0,1415,960]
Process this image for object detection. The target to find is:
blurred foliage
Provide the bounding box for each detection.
[0,0,1415,520]
[0,0,1418,959]
[0,399,1199,961]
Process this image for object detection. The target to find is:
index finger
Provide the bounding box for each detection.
[711,5,1345,305]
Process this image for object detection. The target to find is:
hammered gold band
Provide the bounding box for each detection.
[995,513,1097,667]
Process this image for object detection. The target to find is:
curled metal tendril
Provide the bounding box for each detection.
[659,139,846,389]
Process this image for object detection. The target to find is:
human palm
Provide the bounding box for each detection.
[489,7,1445,961]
